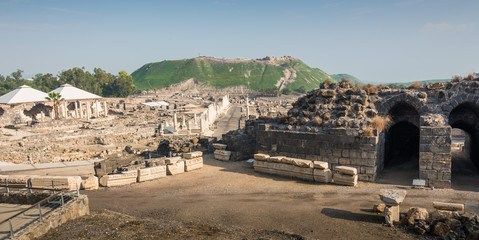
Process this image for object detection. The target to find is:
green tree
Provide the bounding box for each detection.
[105,70,136,97]
[45,92,64,120]
[281,88,292,95]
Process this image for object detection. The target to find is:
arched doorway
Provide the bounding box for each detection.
[380,102,420,185]
[449,102,479,188]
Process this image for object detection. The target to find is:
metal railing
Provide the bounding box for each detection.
[0,182,80,239]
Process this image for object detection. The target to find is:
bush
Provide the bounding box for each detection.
[370,116,391,131]
[281,88,292,95]
[362,84,377,95]
[408,81,422,89]
[296,86,307,93]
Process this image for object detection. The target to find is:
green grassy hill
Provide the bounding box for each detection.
[131,56,332,92]
[330,73,363,85]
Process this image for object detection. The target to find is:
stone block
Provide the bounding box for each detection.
[184,157,203,172]
[183,151,203,159]
[214,150,231,161]
[99,171,138,187]
[379,189,407,205]
[292,159,313,168]
[334,166,358,176]
[312,161,329,169]
[212,143,227,150]
[31,176,82,190]
[291,166,314,181]
[138,166,167,182]
[333,172,358,186]
[361,166,377,175]
[165,156,182,165]
[80,175,99,190]
[254,153,270,161]
[313,169,332,183]
[267,156,285,163]
[339,158,351,165]
[167,161,185,175]
[0,175,30,187]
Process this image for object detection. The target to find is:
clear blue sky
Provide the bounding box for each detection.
[0,0,478,83]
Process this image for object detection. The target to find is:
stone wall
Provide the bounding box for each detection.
[419,126,452,188]
[256,127,380,181]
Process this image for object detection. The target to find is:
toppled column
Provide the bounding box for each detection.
[379,189,407,227]
[333,166,358,186]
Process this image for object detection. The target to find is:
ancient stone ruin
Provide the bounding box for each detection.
[247,77,479,188]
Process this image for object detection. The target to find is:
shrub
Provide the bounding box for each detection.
[361,126,375,137]
[324,78,333,85]
[312,116,323,126]
[408,81,422,89]
[281,88,292,95]
[362,84,377,95]
[370,116,391,131]
[465,73,475,81]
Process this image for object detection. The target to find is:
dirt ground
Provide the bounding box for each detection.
[34,154,479,239]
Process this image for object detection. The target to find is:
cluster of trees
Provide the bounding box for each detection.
[0,68,136,97]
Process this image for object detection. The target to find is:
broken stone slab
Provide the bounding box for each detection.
[214,150,231,161]
[80,175,99,190]
[167,161,185,175]
[373,203,386,213]
[313,169,332,183]
[379,189,407,206]
[334,166,358,176]
[30,176,82,190]
[212,143,227,150]
[405,207,429,225]
[184,157,203,172]
[313,161,329,170]
[99,171,138,187]
[267,156,285,163]
[433,202,465,212]
[254,153,269,161]
[137,166,167,182]
[292,159,313,168]
[333,172,358,186]
[165,156,182,165]
[183,151,203,159]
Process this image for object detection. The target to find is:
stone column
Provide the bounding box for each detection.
[62,102,68,119]
[182,116,186,129]
[95,101,100,118]
[86,101,91,119]
[78,102,83,119]
[103,101,108,117]
[173,112,178,133]
[194,113,197,125]
[200,117,205,134]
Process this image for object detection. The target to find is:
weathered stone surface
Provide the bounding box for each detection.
[373,203,386,213]
[433,201,464,212]
[214,150,231,161]
[333,172,358,186]
[267,156,285,163]
[0,175,30,187]
[405,207,428,225]
[80,175,99,190]
[379,189,407,206]
[254,153,269,161]
[137,165,167,182]
[212,143,227,150]
[313,161,329,169]
[183,151,203,159]
[99,171,137,187]
[167,161,185,175]
[31,176,82,190]
[165,156,182,165]
[432,221,450,237]
[292,159,313,168]
[334,166,358,176]
[313,169,332,183]
[184,157,203,172]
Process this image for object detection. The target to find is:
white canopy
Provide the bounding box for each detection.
[0,85,48,104]
[141,101,169,107]
[50,84,102,100]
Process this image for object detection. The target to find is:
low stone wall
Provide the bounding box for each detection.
[15,194,90,240]
[0,192,50,204]
[256,128,380,181]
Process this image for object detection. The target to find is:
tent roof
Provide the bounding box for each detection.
[141,101,169,107]
[0,85,48,104]
[50,84,102,100]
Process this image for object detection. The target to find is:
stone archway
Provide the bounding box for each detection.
[448,102,479,187]
[381,102,420,185]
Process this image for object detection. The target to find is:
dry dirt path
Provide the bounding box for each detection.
[66,154,479,239]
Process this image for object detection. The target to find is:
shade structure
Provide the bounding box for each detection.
[0,85,48,104]
[50,84,102,100]
[141,101,169,107]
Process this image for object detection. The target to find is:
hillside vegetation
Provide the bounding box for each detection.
[131,56,335,92]
[330,73,363,85]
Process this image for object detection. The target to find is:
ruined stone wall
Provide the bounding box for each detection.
[419,126,452,188]
[256,128,380,181]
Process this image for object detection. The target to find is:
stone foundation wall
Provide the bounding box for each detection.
[419,126,452,188]
[256,128,380,181]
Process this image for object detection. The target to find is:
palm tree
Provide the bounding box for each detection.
[46,92,64,120]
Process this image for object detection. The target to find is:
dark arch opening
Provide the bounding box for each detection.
[379,102,420,185]
[449,102,479,187]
